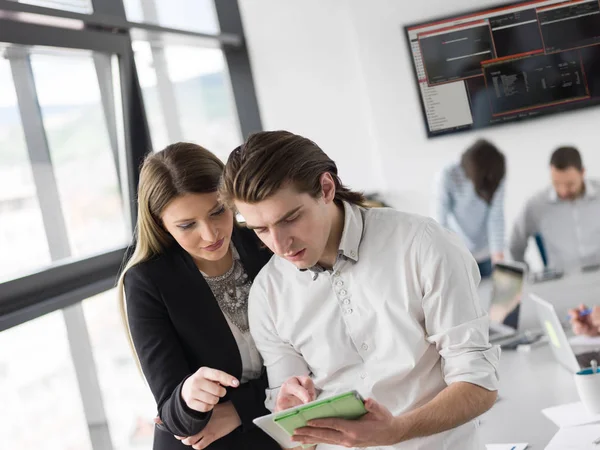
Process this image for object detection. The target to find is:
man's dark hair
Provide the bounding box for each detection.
[220,130,365,207]
[550,146,583,171]
[460,139,505,204]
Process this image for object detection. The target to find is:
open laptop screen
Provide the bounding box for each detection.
[489,262,525,330]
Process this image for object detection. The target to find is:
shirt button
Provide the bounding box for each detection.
[346,308,353,315]
[360,373,367,380]
[350,250,356,257]
[336,280,344,287]
[340,289,347,296]
[343,299,350,305]
[361,343,369,351]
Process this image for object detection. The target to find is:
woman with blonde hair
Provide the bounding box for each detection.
[117,143,279,450]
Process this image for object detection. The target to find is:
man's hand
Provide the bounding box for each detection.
[291,398,400,447]
[175,402,241,449]
[570,304,600,337]
[181,367,239,413]
[292,383,496,447]
[276,376,316,412]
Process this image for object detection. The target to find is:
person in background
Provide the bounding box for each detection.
[509,147,600,271]
[117,143,279,450]
[433,139,506,278]
[220,130,499,450]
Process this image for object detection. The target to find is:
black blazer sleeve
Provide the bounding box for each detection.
[124,266,211,437]
[227,368,270,432]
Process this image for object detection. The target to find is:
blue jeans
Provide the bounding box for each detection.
[478,258,493,279]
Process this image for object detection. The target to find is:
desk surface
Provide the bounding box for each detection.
[479,346,576,448]
[478,270,600,448]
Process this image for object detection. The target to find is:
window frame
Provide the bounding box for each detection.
[0,0,262,331]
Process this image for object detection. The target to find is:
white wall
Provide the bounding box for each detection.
[239,0,600,230]
[238,0,384,193]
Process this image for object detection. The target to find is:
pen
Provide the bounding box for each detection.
[567,308,593,320]
[510,446,516,450]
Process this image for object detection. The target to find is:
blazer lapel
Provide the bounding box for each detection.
[172,244,243,377]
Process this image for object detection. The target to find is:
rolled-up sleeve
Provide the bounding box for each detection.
[418,220,500,391]
[248,277,311,412]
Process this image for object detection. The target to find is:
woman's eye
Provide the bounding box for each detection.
[212,206,226,217]
[178,222,195,230]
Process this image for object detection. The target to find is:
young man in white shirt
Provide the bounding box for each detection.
[220,131,500,449]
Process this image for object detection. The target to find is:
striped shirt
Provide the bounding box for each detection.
[509,180,600,270]
[433,162,505,260]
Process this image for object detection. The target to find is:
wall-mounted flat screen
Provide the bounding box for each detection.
[405,0,600,137]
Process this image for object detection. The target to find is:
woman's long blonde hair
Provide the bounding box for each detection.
[117,143,225,370]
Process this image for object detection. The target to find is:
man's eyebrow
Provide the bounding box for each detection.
[246,206,303,230]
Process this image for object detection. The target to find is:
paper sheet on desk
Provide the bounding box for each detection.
[486,444,528,450]
[545,423,600,449]
[542,402,600,428]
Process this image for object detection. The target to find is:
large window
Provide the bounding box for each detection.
[0,45,130,282]
[0,57,50,282]
[82,289,156,450]
[122,0,219,34]
[133,40,241,159]
[0,311,92,450]
[0,1,260,449]
[31,49,129,257]
[10,0,93,14]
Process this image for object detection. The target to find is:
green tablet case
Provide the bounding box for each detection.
[273,391,367,437]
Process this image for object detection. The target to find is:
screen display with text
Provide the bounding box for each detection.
[406,0,600,137]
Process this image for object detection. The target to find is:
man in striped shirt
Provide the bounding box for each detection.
[433,140,506,278]
[509,147,600,271]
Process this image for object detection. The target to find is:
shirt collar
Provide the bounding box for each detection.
[303,201,364,278]
[338,201,363,262]
[549,181,597,203]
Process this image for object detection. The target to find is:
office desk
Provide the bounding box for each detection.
[479,270,600,448]
[479,346,576,448]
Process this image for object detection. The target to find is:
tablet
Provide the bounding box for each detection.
[253,391,367,448]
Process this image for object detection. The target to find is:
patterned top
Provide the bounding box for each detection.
[202,246,252,332]
[201,245,263,383]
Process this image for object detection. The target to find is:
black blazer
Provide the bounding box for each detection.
[124,227,280,450]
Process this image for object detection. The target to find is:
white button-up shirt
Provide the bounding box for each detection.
[249,202,500,450]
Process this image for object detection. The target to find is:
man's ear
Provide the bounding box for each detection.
[320,172,336,204]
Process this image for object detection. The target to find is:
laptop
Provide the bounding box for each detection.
[487,261,527,342]
[530,293,600,372]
